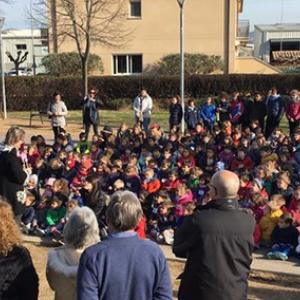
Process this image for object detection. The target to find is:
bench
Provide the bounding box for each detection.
[29,111,48,126]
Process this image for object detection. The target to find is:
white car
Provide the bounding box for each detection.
[7,68,33,76]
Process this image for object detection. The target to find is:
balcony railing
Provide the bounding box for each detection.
[237,20,250,40]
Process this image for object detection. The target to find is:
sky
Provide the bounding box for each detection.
[0,0,300,30]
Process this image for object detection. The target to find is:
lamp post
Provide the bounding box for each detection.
[177,0,185,134]
[0,17,7,119]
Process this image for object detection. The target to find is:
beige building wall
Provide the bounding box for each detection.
[50,0,243,75]
[235,57,280,74]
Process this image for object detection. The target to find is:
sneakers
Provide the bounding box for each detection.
[34,228,46,237]
[267,251,288,261]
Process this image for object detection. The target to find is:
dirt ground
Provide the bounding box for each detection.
[25,242,300,300]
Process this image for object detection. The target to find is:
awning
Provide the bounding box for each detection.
[272,50,300,61]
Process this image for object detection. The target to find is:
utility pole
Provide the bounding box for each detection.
[0,17,7,119]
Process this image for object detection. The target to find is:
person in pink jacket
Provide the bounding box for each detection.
[286,89,300,135]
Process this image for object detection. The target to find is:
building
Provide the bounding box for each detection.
[48,0,277,75]
[254,23,300,67]
[2,28,48,74]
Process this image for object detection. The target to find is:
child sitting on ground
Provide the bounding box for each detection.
[267,213,299,261]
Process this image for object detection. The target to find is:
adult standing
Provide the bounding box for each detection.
[240,92,254,129]
[0,199,39,300]
[250,92,267,131]
[173,170,255,300]
[47,92,68,140]
[77,191,172,300]
[265,88,284,138]
[46,207,100,300]
[133,89,153,132]
[169,96,183,131]
[286,89,300,135]
[0,127,31,216]
[82,88,101,139]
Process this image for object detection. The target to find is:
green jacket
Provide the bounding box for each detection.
[46,206,66,226]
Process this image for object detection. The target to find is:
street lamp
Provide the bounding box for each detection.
[177,0,185,134]
[0,17,7,119]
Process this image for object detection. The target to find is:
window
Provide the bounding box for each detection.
[16,44,27,50]
[113,55,143,75]
[130,0,141,18]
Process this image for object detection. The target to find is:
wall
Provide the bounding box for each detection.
[234,57,280,74]
[53,0,233,75]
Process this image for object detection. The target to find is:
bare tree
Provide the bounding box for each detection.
[6,51,29,75]
[32,0,131,95]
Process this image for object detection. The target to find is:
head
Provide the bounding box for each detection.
[53,92,61,102]
[66,199,79,214]
[144,168,154,180]
[52,178,69,194]
[188,99,195,107]
[254,92,262,102]
[89,88,97,99]
[83,174,100,193]
[63,207,100,249]
[4,126,25,149]
[278,213,294,229]
[294,187,300,200]
[140,89,148,98]
[210,170,240,200]
[171,96,179,104]
[206,97,213,105]
[51,197,63,209]
[106,191,143,233]
[0,200,22,256]
[28,174,38,189]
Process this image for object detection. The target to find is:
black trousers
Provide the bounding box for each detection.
[84,122,98,139]
[53,126,63,141]
[289,120,300,135]
[265,117,280,138]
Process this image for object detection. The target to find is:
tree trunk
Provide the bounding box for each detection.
[81,57,88,96]
[15,62,19,76]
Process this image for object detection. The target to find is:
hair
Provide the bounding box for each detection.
[63,207,100,249]
[106,191,143,232]
[0,200,22,256]
[4,126,25,146]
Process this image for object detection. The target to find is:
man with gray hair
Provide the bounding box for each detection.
[77,191,172,300]
[173,170,255,300]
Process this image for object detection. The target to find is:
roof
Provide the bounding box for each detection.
[255,23,300,32]
[2,29,44,39]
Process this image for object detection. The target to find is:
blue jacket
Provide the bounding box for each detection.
[185,106,199,129]
[82,97,101,125]
[266,95,284,121]
[77,233,172,300]
[200,104,216,124]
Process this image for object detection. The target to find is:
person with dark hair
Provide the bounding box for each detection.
[250,92,267,131]
[265,88,284,138]
[0,200,39,300]
[77,191,172,300]
[82,88,101,139]
[47,92,68,140]
[217,92,231,124]
[169,96,183,131]
[185,99,199,131]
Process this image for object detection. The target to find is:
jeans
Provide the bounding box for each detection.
[84,122,98,140]
[271,243,293,257]
[265,117,280,138]
[135,115,151,132]
[21,207,35,225]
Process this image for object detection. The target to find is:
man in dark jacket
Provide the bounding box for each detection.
[250,92,267,131]
[173,170,255,300]
[78,191,172,300]
[265,88,284,138]
[169,96,183,131]
[82,88,101,139]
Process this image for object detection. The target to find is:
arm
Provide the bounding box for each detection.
[173,213,200,258]
[47,102,53,116]
[46,210,55,226]
[8,155,28,185]
[77,251,99,300]
[153,251,173,300]
[133,97,140,113]
[59,102,68,116]
[178,105,183,123]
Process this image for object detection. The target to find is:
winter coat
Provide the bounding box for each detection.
[169,103,183,126]
[47,246,84,300]
[199,104,216,124]
[142,178,161,194]
[259,209,283,242]
[47,101,68,128]
[185,106,199,130]
[266,95,284,121]
[271,225,299,247]
[218,100,231,123]
[250,100,267,123]
[82,97,101,125]
[230,156,254,171]
[230,100,244,123]
[133,95,153,119]
[46,206,66,226]
[286,98,300,121]
[0,146,28,216]
[173,198,255,300]
[175,191,193,217]
[0,246,39,300]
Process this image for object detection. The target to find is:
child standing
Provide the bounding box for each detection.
[169,96,183,131]
[185,99,199,131]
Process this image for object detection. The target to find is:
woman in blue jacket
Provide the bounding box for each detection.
[199,97,216,132]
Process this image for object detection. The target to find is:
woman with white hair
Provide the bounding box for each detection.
[46,207,100,300]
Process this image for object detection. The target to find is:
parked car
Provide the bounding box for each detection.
[6,68,33,76]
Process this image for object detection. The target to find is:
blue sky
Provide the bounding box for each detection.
[1,0,300,30]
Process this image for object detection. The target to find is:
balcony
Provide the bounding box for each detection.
[237,20,250,43]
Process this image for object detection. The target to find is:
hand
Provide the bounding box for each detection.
[24,166,32,174]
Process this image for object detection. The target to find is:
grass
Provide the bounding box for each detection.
[7,109,289,133]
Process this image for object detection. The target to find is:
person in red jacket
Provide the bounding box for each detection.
[286,89,300,135]
[142,168,161,194]
[230,147,254,172]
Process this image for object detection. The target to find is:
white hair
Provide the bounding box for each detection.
[63,207,100,249]
[28,174,38,185]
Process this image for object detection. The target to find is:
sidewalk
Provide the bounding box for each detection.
[160,245,300,279]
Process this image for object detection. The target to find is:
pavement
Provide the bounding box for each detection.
[23,235,300,279]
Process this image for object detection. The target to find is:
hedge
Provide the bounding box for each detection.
[2,74,300,111]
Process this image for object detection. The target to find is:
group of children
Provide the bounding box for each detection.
[15,90,300,261]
